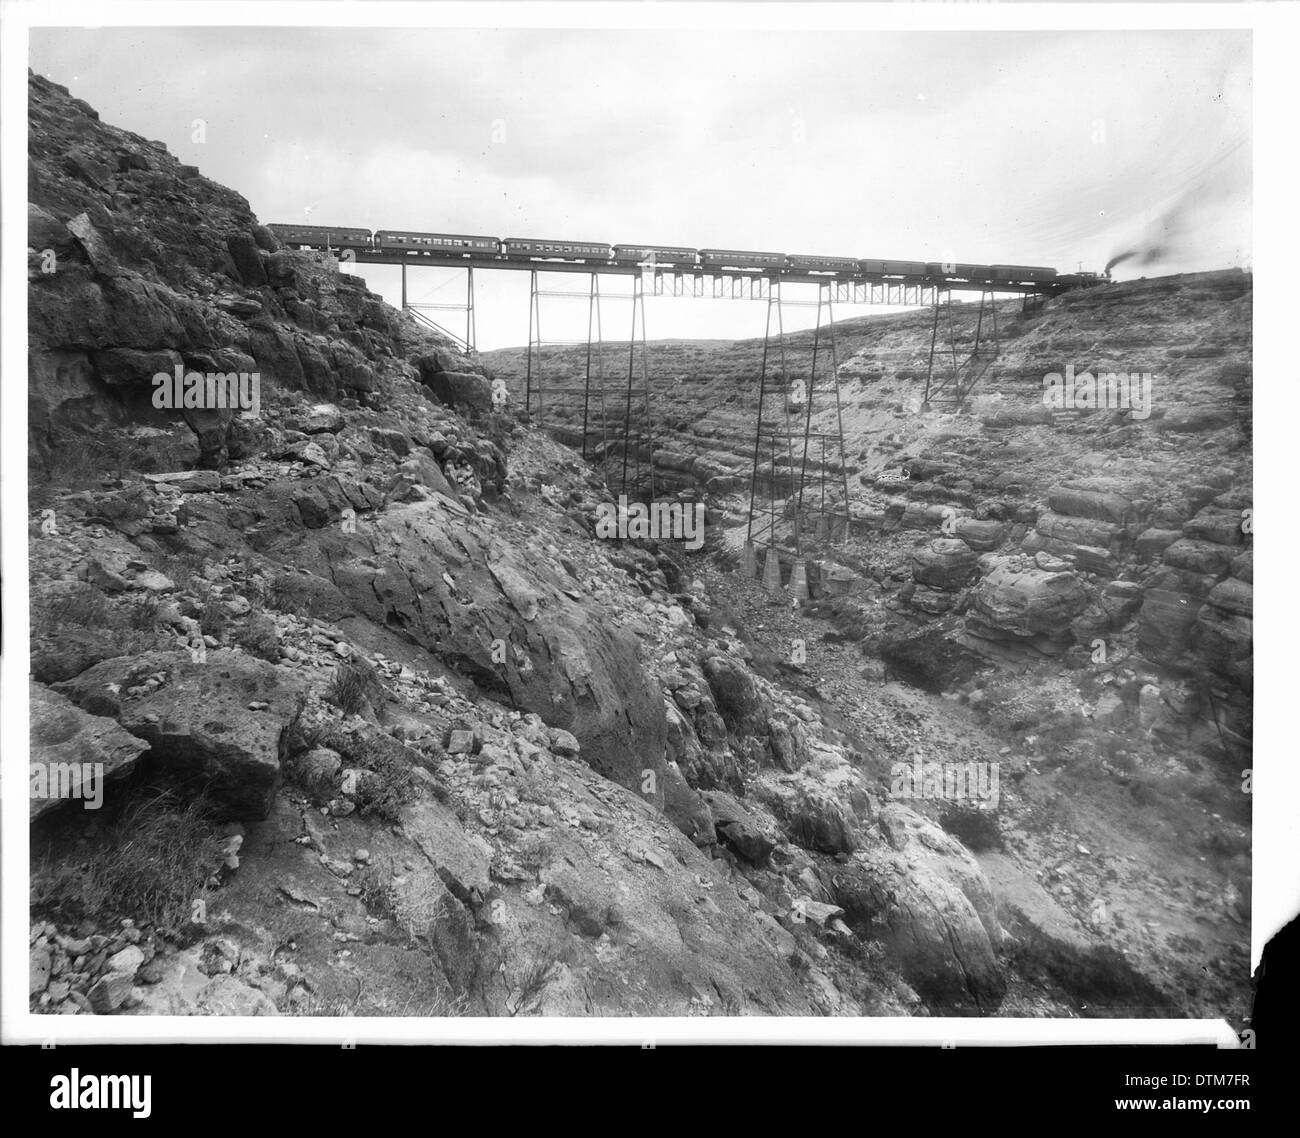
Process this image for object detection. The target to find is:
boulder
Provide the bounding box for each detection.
[702,790,777,865]
[1231,549,1253,583]
[1182,509,1245,547]
[1195,605,1253,691]
[402,798,491,903]
[419,366,492,412]
[701,653,770,738]
[1162,538,1236,577]
[955,517,1006,552]
[1047,482,1141,525]
[969,562,1088,641]
[765,783,858,855]
[664,700,740,791]
[1205,577,1252,619]
[832,805,1005,1012]
[766,714,810,773]
[1034,511,1125,554]
[1136,528,1182,561]
[29,681,149,820]
[287,746,342,796]
[1137,588,1200,661]
[224,231,267,286]
[293,403,346,434]
[911,537,977,590]
[1100,580,1144,626]
[52,650,305,819]
[66,212,122,276]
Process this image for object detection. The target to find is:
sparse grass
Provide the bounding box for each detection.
[235,611,281,662]
[392,874,451,946]
[196,591,228,640]
[161,549,216,594]
[33,431,154,501]
[392,985,472,1017]
[30,852,100,921]
[268,574,319,618]
[125,594,162,631]
[354,767,415,825]
[31,582,174,644]
[32,790,224,935]
[976,670,1076,738]
[516,766,552,806]
[287,973,472,1018]
[35,446,102,495]
[288,984,362,1017]
[306,721,420,824]
[505,942,565,1016]
[268,577,303,614]
[240,573,275,610]
[326,656,385,717]
[354,860,399,921]
[33,582,113,630]
[94,791,225,933]
[30,586,170,662]
[516,832,554,872]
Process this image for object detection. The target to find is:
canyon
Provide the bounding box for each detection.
[27,69,1251,1025]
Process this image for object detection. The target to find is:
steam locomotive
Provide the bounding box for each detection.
[267,224,1107,288]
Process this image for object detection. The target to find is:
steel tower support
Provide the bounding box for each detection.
[923,287,1002,410]
[745,292,775,551]
[744,279,857,578]
[402,263,477,353]
[525,270,612,453]
[525,269,540,421]
[746,287,788,553]
[744,281,807,559]
[581,275,608,463]
[618,275,655,501]
[795,281,853,545]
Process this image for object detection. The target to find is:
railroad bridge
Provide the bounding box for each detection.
[275,226,1099,592]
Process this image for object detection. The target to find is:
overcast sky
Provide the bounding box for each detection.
[29,26,1250,349]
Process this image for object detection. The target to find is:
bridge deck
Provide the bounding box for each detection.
[344,250,1051,294]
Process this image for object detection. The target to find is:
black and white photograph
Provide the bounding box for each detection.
[3,0,1293,1096]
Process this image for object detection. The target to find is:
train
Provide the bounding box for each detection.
[267,224,1109,288]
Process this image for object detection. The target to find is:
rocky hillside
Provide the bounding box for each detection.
[27,69,1248,1024]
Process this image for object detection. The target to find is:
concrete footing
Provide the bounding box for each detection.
[789,559,810,601]
[762,546,783,593]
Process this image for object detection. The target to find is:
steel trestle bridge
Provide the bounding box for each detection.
[283,235,1089,600]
